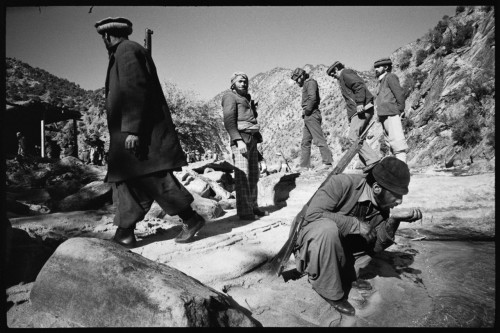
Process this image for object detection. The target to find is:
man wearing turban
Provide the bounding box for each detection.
[94,17,205,247]
[293,157,422,316]
[222,71,268,220]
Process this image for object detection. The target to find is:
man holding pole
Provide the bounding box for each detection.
[326,61,380,169]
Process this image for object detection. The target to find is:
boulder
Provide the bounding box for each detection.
[257,173,300,207]
[191,193,224,220]
[57,181,112,212]
[30,238,259,327]
[185,178,212,198]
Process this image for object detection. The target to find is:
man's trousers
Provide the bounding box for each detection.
[300,110,333,168]
[378,114,409,162]
[112,170,194,229]
[231,134,260,217]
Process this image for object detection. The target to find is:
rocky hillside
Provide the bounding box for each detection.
[6,6,494,171]
[209,5,495,171]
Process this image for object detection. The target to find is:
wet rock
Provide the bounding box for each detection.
[57,181,112,212]
[30,237,260,327]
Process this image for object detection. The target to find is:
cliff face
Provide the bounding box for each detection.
[210,6,495,171]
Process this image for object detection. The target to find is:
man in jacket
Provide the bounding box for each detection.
[95,17,205,247]
[373,57,409,162]
[326,61,380,168]
[222,71,268,220]
[294,157,422,316]
[291,68,333,172]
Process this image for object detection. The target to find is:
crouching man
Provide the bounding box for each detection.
[294,156,422,316]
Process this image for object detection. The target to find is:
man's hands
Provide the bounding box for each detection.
[391,208,423,223]
[125,134,140,151]
[356,105,364,114]
[360,221,376,242]
[236,139,247,155]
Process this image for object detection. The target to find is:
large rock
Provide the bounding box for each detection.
[191,193,224,220]
[30,238,259,327]
[185,178,212,198]
[57,181,112,212]
[257,173,300,207]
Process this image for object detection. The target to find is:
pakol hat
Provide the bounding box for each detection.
[372,156,410,195]
[326,61,343,76]
[291,68,306,81]
[374,57,392,68]
[95,17,133,36]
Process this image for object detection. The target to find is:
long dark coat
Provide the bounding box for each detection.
[104,39,187,183]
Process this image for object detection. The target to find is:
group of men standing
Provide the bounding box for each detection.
[93,16,421,320]
[291,57,409,174]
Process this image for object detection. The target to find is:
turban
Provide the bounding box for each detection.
[372,156,410,195]
[95,17,133,36]
[231,72,248,88]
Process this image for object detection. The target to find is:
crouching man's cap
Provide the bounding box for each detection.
[95,17,133,36]
[374,57,392,68]
[326,61,343,76]
[291,68,306,81]
[372,156,410,195]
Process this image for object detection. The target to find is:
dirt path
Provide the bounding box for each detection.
[6,170,495,327]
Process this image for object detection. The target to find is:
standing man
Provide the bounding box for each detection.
[294,157,422,316]
[373,57,409,163]
[291,68,334,172]
[326,61,380,168]
[95,17,205,247]
[222,72,268,220]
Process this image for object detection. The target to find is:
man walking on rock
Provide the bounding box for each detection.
[293,157,422,316]
[291,68,333,172]
[95,17,205,248]
[326,61,380,169]
[373,57,409,163]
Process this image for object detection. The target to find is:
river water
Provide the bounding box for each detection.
[410,235,495,327]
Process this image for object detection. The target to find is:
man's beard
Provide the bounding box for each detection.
[375,69,385,78]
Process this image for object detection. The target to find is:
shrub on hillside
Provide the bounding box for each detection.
[455,6,466,14]
[412,68,428,87]
[450,109,482,148]
[453,21,475,49]
[401,117,414,134]
[402,73,415,98]
[415,49,427,66]
[398,50,412,70]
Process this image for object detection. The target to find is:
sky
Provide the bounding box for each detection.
[6,6,457,100]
